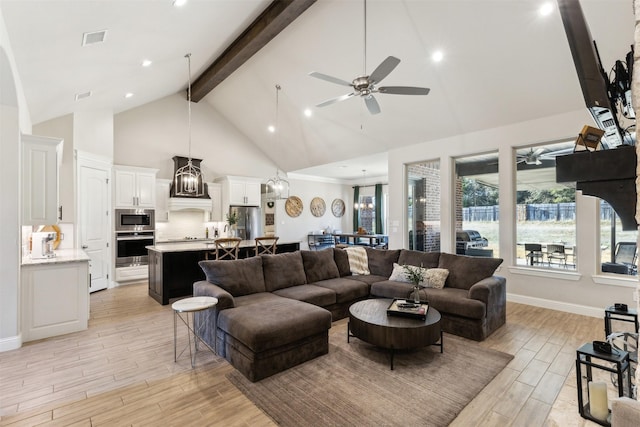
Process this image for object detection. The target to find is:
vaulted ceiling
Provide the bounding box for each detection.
[0,0,634,180]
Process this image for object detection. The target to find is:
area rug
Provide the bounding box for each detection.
[227,321,512,427]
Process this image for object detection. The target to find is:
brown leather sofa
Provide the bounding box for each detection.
[194,247,505,381]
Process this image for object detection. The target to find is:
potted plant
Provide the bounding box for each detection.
[226,212,238,237]
[402,264,426,303]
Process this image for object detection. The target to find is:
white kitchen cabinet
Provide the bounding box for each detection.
[21,255,89,342]
[156,179,171,222]
[207,182,222,222]
[113,165,158,208]
[21,134,63,225]
[217,176,262,206]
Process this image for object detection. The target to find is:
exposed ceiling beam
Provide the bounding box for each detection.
[191,0,317,102]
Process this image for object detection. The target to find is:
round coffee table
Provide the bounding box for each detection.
[348,298,442,370]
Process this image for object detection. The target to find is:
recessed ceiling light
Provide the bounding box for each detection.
[539,2,554,16]
[74,91,92,101]
[81,30,107,46]
[125,93,134,98]
[268,125,276,133]
[304,108,312,117]
[141,59,152,67]
[173,0,187,7]
[431,50,444,63]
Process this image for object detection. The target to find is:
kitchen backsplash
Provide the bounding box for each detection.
[155,210,224,241]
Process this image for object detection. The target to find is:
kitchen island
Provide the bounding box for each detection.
[147,240,300,305]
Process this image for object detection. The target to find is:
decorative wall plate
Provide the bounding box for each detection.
[310,197,326,217]
[285,196,303,218]
[331,198,345,217]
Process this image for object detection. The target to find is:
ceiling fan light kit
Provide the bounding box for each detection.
[308,0,430,115]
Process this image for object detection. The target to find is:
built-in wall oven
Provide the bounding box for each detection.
[115,209,155,268]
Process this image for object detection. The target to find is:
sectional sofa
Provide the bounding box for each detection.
[193,247,505,381]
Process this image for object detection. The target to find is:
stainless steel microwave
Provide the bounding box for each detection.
[115,209,155,232]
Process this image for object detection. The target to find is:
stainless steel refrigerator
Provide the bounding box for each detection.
[229,205,262,240]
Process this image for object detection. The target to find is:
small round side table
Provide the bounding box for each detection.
[172,296,218,368]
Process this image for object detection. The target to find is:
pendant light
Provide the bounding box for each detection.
[266,84,290,201]
[355,169,374,209]
[174,53,204,197]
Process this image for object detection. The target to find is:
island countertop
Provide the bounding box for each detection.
[147,239,301,253]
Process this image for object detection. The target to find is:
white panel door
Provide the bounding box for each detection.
[79,165,110,292]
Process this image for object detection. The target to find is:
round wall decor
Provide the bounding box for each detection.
[285,196,303,217]
[310,197,326,217]
[331,198,345,217]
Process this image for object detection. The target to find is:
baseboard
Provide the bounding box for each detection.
[110,279,147,289]
[0,334,22,352]
[507,293,603,318]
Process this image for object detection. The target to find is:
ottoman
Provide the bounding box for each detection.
[216,295,332,381]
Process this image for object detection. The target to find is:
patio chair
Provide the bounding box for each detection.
[546,244,567,268]
[602,242,638,275]
[524,243,544,266]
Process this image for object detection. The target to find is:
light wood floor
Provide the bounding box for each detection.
[0,283,626,426]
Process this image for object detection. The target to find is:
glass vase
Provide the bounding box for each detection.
[413,285,421,303]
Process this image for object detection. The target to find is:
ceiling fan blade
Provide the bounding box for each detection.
[308,71,353,87]
[369,56,400,84]
[378,86,430,95]
[364,95,381,115]
[316,92,355,108]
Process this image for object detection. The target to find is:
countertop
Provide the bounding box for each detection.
[148,239,300,253]
[22,248,90,266]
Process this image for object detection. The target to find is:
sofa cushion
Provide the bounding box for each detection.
[262,252,307,291]
[364,247,401,277]
[301,249,340,283]
[398,250,441,269]
[370,280,414,299]
[438,253,503,290]
[217,297,332,352]
[345,274,388,286]
[425,288,486,319]
[199,257,265,296]
[272,284,337,307]
[333,248,352,277]
[311,277,369,304]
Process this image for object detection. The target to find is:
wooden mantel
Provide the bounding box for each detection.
[556,145,637,230]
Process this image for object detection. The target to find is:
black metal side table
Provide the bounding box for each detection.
[604,306,639,338]
[576,342,632,426]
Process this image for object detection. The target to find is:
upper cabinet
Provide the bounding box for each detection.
[217,176,262,206]
[22,134,63,226]
[113,165,158,208]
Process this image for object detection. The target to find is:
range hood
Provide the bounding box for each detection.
[168,156,211,211]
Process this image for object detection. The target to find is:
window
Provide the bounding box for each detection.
[454,152,499,258]
[600,204,638,276]
[515,141,576,269]
[356,193,375,233]
[407,160,440,252]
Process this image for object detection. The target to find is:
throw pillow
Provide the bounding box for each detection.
[425,268,449,289]
[301,249,340,283]
[344,246,370,275]
[333,248,352,277]
[388,263,428,287]
[199,257,266,296]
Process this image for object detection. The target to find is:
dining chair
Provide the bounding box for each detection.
[255,236,279,256]
[206,237,241,260]
[524,243,544,266]
[546,244,567,268]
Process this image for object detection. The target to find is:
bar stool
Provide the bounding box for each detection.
[255,236,279,256]
[205,237,241,260]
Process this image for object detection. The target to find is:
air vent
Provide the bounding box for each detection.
[82,30,107,46]
[75,91,92,101]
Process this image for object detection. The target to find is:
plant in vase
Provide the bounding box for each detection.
[402,263,426,303]
[226,212,238,237]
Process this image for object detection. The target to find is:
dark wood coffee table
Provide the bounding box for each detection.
[348,298,442,370]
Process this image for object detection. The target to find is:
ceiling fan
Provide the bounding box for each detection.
[516,146,574,165]
[308,0,430,115]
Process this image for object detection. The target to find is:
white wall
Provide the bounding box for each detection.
[0,6,31,351]
[388,108,637,316]
[274,176,351,249]
[74,110,114,160]
[114,93,277,180]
